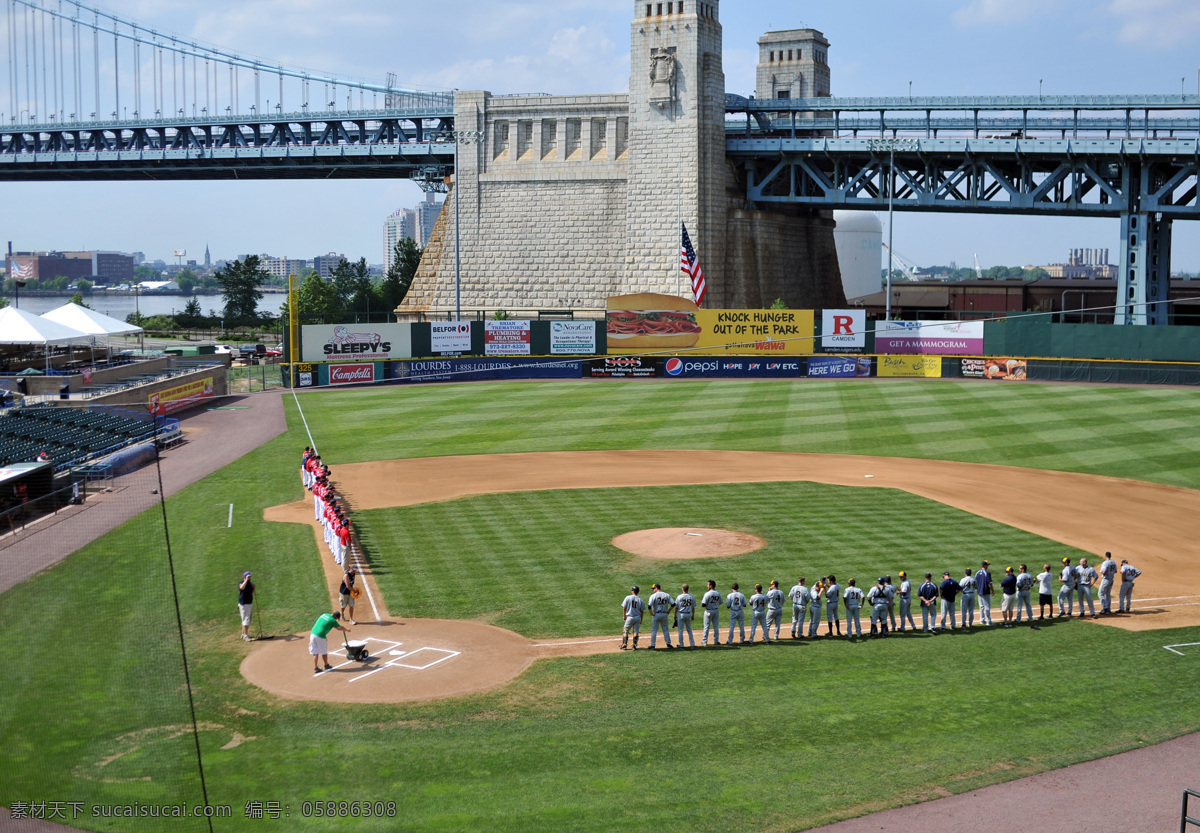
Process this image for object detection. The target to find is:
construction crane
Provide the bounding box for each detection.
[882,242,922,282]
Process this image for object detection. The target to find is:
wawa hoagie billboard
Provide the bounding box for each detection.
[606,293,814,356]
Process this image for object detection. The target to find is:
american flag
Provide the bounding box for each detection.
[9,257,32,280]
[680,224,706,307]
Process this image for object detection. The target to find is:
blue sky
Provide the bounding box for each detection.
[1,0,1198,272]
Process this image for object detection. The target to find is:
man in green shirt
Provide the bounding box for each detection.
[309,611,349,673]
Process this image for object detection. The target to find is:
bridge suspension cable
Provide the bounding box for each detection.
[1,0,449,127]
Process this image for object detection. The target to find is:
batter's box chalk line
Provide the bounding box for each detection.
[1163,642,1200,656]
[327,637,461,682]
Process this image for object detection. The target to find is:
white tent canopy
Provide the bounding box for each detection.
[0,306,91,344]
[40,302,143,336]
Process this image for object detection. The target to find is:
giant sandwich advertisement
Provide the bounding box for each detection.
[606,294,814,356]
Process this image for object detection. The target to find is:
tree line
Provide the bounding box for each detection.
[125,238,421,331]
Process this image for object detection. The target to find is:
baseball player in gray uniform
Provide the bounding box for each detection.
[897,571,916,632]
[1118,560,1142,613]
[843,579,865,639]
[884,575,897,631]
[1098,552,1118,615]
[766,580,785,642]
[675,583,697,648]
[824,575,842,637]
[788,577,809,639]
[959,568,977,627]
[646,583,675,649]
[975,561,994,626]
[1014,564,1036,623]
[867,578,889,637]
[748,584,769,644]
[1057,558,1076,617]
[700,580,723,646]
[1076,558,1098,618]
[808,579,825,638]
[620,586,646,650]
[726,583,748,645]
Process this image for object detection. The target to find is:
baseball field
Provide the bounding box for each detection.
[3,377,1200,831]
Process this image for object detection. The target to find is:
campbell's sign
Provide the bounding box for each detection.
[300,323,412,362]
[328,363,376,385]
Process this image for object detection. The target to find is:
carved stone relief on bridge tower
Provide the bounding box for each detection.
[648,47,677,108]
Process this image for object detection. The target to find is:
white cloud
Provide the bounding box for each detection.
[1106,0,1200,48]
[952,0,1059,26]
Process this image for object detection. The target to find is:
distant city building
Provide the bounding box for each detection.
[1043,248,1116,279]
[7,250,134,283]
[415,193,443,248]
[204,243,211,270]
[131,251,146,265]
[383,194,443,269]
[260,255,308,279]
[383,209,416,270]
[312,252,345,279]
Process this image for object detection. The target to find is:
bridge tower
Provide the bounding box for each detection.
[625,0,727,297]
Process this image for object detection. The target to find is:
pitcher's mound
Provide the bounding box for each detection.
[612,527,766,560]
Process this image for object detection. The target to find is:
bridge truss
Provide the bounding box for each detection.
[726,95,1200,325]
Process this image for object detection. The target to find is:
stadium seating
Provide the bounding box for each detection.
[0,406,162,468]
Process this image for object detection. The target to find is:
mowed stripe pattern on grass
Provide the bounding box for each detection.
[295,379,1200,489]
[355,481,1087,638]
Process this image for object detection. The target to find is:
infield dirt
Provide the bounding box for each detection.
[249,450,1200,704]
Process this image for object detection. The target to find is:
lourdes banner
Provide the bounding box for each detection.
[875,320,984,355]
[878,355,943,378]
[606,293,813,356]
[148,377,215,415]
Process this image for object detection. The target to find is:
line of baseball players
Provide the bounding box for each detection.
[619,554,1143,648]
[301,446,361,625]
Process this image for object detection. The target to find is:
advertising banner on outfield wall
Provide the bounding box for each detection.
[875,321,984,355]
[963,357,1027,380]
[431,321,472,355]
[878,355,943,378]
[819,310,867,352]
[550,321,597,355]
[300,323,412,363]
[606,294,814,356]
[589,356,659,377]
[392,358,583,384]
[148,376,215,415]
[662,357,804,378]
[327,363,378,386]
[484,321,531,356]
[806,355,872,378]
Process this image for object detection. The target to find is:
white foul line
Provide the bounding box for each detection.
[349,541,380,622]
[227,503,233,528]
[535,638,623,647]
[1163,642,1200,656]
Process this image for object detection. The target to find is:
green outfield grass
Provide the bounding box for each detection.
[2,378,1199,832]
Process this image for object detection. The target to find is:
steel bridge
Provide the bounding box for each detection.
[1,0,1197,323]
[725,95,1200,325]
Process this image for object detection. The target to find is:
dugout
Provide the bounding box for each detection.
[0,461,54,513]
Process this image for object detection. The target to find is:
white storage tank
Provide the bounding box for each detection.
[833,211,883,301]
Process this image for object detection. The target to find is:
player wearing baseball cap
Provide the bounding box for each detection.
[897,571,916,632]
[747,583,769,644]
[1014,564,1036,624]
[1075,558,1098,618]
[843,579,865,639]
[1118,559,1142,613]
[620,586,646,650]
[646,583,675,649]
[939,572,961,630]
[975,561,994,627]
[1058,558,1077,617]
[788,577,809,639]
[918,573,938,633]
[237,571,255,641]
[726,583,748,645]
[1098,552,1118,615]
[700,580,723,646]
[959,568,977,628]
[675,584,697,648]
[824,575,842,638]
[765,580,785,642]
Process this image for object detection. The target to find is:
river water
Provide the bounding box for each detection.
[9,292,288,321]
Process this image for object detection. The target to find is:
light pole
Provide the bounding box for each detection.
[870,138,919,321]
[435,128,485,322]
